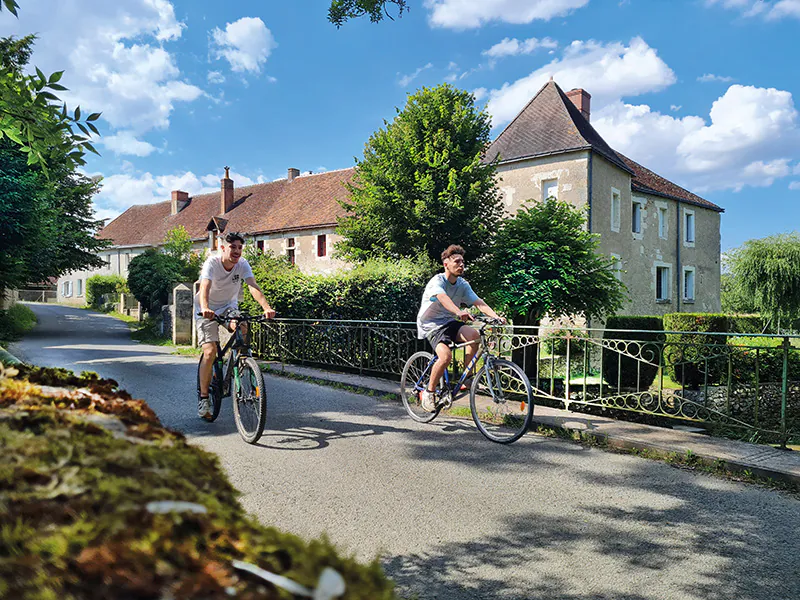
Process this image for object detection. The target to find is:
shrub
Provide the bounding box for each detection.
[127,249,188,314]
[541,328,584,357]
[727,313,771,334]
[663,313,728,389]
[602,316,663,390]
[0,303,37,343]
[86,274,127,309]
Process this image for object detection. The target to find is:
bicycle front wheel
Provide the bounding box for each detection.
[233,357,267,444]
[197,358,223,421]
[400,351,441,423]
[470,359,533,444]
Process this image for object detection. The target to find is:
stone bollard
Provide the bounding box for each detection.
[172,282,193,345]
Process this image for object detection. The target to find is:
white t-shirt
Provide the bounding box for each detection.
[416,273,480,339]
[193,255,254,316]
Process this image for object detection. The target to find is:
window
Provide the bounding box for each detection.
[256,240,264,253]
[542,178,558,201]
[631,200,642,234]
[317,234,327,257]
[656,266,671,302]
[76,279,83,297]
[658,206,668,239]
[286,237,296,265]
[62,281,73,297]
[611,189,621,232]
[610,253,623,281]
[683,267,696,302]
[684,210,695,244]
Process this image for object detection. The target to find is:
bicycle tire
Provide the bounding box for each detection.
[196,357,223,421]
[400,351,441,423]
[470,359,533,444]
[233,356,267,444]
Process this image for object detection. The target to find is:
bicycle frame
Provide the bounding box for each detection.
[211,320,253,393]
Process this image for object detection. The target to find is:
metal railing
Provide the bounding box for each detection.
[251,319,800,448]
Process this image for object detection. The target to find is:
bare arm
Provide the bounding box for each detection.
[245,277,276,319]
[199,279,215,319]
[435,293,473,321]
[474,299,506,323]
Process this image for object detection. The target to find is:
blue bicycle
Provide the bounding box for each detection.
[400,316,534,444]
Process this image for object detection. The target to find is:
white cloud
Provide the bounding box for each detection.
[486,37,676,127]
[671,104,682,111]
[210,17,276,74]
[102,131,157,157]
[707,0,800,19]
[424,0,590,28]
[207,70,226,84]
[398,63,433,87]
[1,0,202,136]
[698,73,735,82]
[472,87,488,102]
[592,84,800,192]
[483,37,558,59]
[789,181,800,190]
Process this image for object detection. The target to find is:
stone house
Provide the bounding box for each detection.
[58,79,723,317]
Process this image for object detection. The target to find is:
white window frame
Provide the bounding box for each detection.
[631,198,643,237]
[683,266,696,303]
[76,279,83,297]
[655,264,671,303]
[684,208,696,247]
[542,178,558,201]
[658,205,668,239]
[610,253,623,281]
[62,281,73,297]
[611,188,621,233]
[285,236,296,265]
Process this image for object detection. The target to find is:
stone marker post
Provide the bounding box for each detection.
[172,282,193,345]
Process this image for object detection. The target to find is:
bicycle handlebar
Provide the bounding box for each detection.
[471,315,507,326]
[197,312,273,325]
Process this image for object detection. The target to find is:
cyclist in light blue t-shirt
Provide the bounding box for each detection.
[416,244,505,411]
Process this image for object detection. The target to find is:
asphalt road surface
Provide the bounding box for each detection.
[11,303,800,600]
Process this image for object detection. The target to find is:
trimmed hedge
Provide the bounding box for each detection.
[663,313,728,389]
[728,314,771,334]
[602,316,663,390]
[86,274,127,309]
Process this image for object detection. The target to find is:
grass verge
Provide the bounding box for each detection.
[0,303,37,344]
[118,315,202,356]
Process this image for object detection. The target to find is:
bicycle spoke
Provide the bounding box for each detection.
[400,351,441,423]
[470,359,533,443]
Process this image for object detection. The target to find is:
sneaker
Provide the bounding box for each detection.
[420,390,436,412]
[198,396,212,420]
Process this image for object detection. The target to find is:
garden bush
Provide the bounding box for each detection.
[86,274,127,309]
[128,249,200,315]
[727,313,771,334]
[663,313,728,389]
[0,303,37,343]
[541,328,585,357]
[602,316,663,390]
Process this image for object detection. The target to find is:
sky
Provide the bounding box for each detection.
[1,0,799,252]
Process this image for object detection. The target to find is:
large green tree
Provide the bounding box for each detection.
[328,0,407,26]
[336,83,503,264]
[725,233,800,328]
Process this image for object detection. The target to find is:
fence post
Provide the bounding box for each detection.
[780,336,789,449]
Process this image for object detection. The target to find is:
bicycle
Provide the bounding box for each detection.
[400,316,534,444]
[196,311,269,444]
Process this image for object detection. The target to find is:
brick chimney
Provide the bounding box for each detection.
[221,166,234,214]
[170,190,189,215]
[287,167,300,182]
[566,88,591,122]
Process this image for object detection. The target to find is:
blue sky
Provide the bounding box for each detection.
[2,0,799,252]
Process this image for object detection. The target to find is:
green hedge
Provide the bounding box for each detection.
[0,303,37,343]
[727,314,771,334]
[602,316,663,390]
[86,274,127,309]
[663,313,728,389]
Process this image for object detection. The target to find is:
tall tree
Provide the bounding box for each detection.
[336,83,503,264]
[328,0,407,26]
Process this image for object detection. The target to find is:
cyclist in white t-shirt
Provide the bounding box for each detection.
[195,231,275,420]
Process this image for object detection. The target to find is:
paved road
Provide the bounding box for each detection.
[11,304,800,600]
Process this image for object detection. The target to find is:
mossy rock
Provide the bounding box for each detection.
[0,364,399,600]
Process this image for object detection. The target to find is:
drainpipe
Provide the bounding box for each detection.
[676,199,682,312]
[587,152,593,233]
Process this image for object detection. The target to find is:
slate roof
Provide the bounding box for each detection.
[98,169,355,247]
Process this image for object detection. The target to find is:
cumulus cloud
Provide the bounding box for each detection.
[398,63,433,87]
[698,73,735,82]
[424,0,590,28]
[592,84,800,192]
[102,131,157,157]
[789,181,800,190]
[207,70,226,84]
[707,0,800,19]
[210,17,276,74]
[671,104,682,111]
[486,37,676,127]
[483,37,558,59]
[1,0,202,136]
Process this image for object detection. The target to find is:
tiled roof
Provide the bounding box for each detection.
[485,80,633,174]
[618,153,724,212]
[98,169,355,247]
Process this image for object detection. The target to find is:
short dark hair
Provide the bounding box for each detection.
[224,231,245,245]
[441,245,465,262]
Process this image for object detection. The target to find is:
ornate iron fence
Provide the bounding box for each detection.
[251,319,800,448]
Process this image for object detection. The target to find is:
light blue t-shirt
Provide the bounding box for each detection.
[416,274,480,339]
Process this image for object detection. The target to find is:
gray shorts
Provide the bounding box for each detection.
[196,308,235,346]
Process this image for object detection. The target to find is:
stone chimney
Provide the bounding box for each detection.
[221,166,234,214]
[287,167,300,182]
[171,190,189,215]
[566,88,591,122]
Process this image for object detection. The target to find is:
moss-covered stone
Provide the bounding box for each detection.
[0,364,399,600]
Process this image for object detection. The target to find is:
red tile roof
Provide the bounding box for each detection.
[99,169,355,247]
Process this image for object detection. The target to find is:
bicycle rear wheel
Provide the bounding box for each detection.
[197,358,223,421]
[470,359,533,444]
[233,357,267,444]
[400,351,442,423]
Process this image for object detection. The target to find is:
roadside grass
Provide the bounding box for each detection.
[0,303,38,344]
[99,313,202,356]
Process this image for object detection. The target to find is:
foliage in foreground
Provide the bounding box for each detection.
[0,363,398,599]
[328,0,407,26]
[0,302,36,342]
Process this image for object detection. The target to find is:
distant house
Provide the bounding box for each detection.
[59,80,723,317]
[484,80,723,317]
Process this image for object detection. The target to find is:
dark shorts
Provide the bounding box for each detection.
[427,320,465,351]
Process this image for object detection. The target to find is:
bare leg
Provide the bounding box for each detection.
[198,343,217,396]
[428,343,452,393]
[458,325,480,376]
